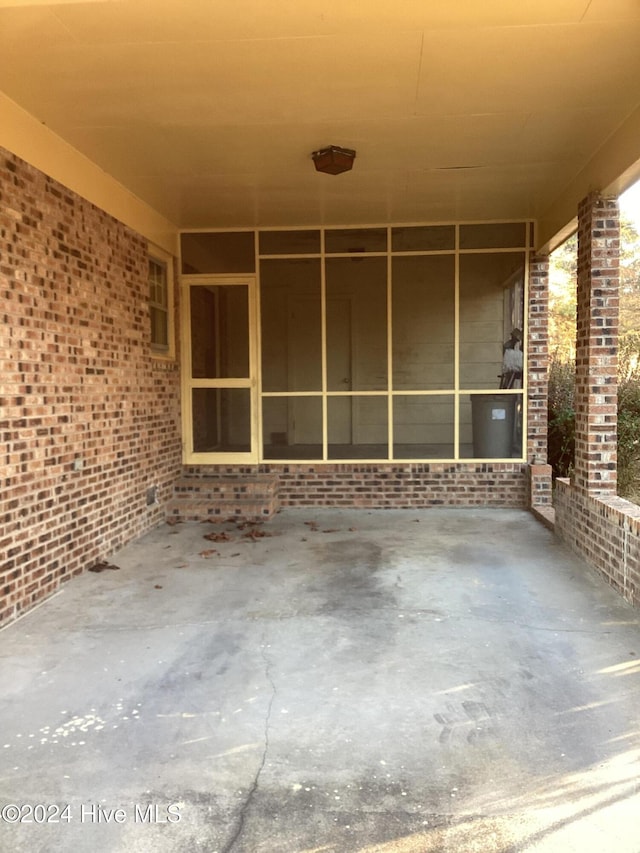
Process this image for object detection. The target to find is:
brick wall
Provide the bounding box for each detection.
[555,478,640,608]
[186,463,528,508]
[0,148,182,627]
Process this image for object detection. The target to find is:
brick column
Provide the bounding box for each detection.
[527,254,550,464]
[526,253,552,506]
[573,192,619,494]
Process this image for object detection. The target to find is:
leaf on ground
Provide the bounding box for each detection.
[154,584,163,589]
[230,553,241,558]
[236,520,263,530]
[243,528,273,540]
[88,561,120,573]
[176,562,189,568]
[304,521,319,530]
[348,527,357,532]
[199,549,218,558]
[203,531,233,542]
[166,518,181,526]
[322,528,339,533]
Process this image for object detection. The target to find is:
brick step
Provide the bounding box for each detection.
[172,475,278,500]
[166,498,277,522]
[167,475,280,522]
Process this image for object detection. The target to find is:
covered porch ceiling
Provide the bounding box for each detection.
[1,0,640,249]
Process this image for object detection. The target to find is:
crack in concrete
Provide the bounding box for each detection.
[462,616,614,635]
[222,641,276,853]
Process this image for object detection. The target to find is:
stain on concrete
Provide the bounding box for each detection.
[306,538,393,614]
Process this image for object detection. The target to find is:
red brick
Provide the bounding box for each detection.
[0,147,182,628]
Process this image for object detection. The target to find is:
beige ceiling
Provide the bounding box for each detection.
[2,0,640,241]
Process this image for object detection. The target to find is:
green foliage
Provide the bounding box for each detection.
[549,234,577,361]
[547,356,575,479]
[621,218,640,338]
[547,342,640,498]
[548,216,640,359]
[617,337,640,498]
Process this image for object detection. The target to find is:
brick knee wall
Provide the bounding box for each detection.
[0,148,182,628]
[555,479,640,608]
[185,463,529,508]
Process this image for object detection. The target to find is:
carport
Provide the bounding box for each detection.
[3,0,640,630]
[2,508,640,852]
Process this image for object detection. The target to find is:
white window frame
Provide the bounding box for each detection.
[149,245,175,359]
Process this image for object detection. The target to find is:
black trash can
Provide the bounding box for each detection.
[471,394,516,458]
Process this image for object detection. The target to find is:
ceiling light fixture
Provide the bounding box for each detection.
[311,145,356,175]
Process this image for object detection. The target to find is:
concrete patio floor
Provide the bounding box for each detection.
[2,508,640,853]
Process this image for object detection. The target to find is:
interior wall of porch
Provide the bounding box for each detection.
[0,147,182,629]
